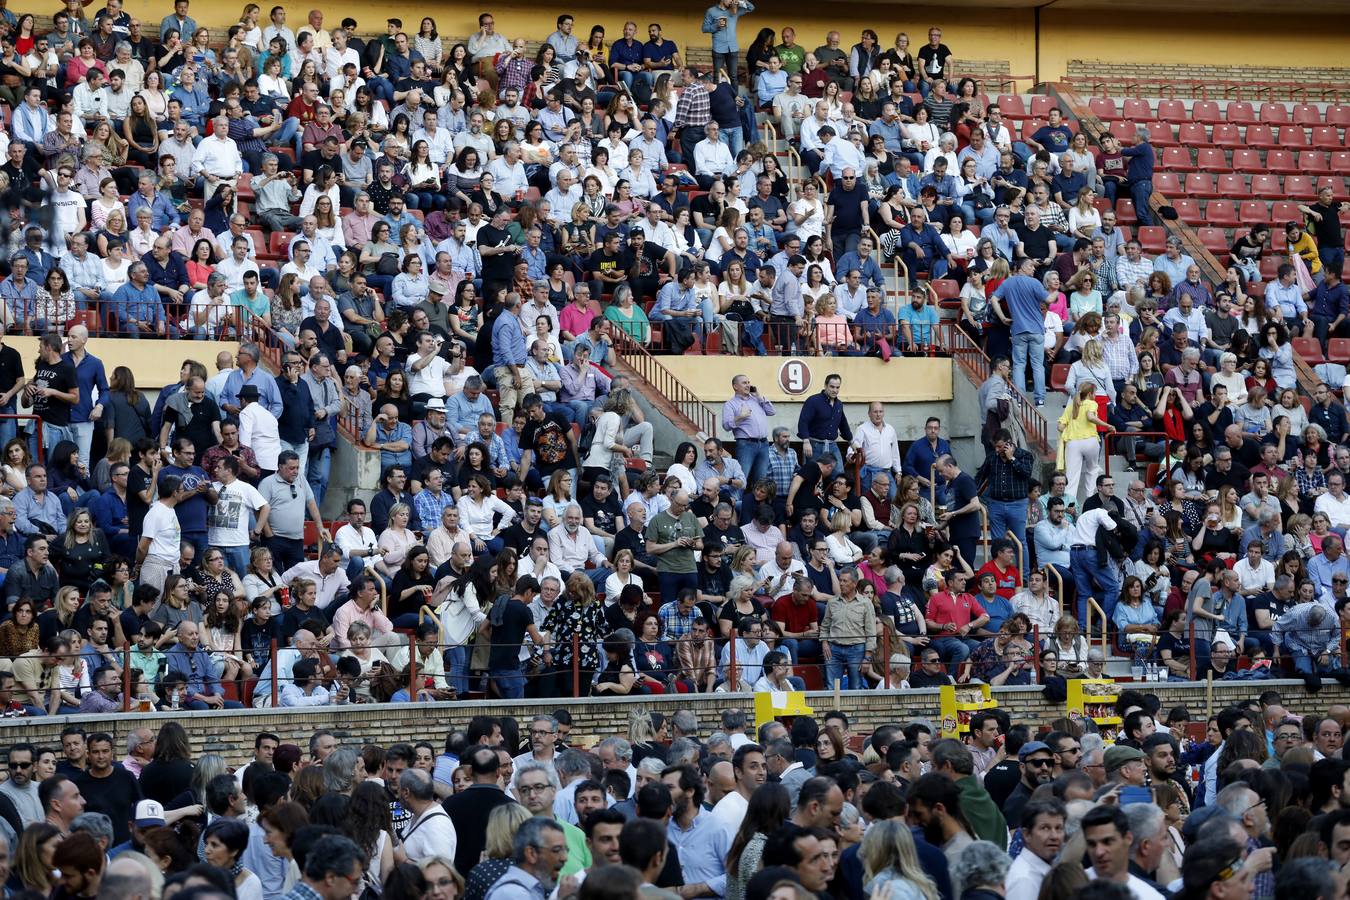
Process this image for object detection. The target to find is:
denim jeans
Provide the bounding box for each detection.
[1071,545,1120,623]
[42,423,75,455]
[0,400,15,450]
[70,421,95,469]
[307,445,331,506]
[1011,330,1045,403]
[1130,180,1155,226]
[657,571,699,605]
[1321,248,1345,280]
[986,499,1027,570]
[444,645,468,695]
[735,439,770,487]
[221,545,251,578]
[809,439,844,471]
[825,641,866,690]
[929,635,976,671]
[491,665,526,699]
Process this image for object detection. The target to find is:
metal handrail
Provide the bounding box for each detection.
[1005,529,1025,580]
[610,327,718,439]
[1086,597,1109,659]
[1043,564,1066,615]
[935,320,1052,456]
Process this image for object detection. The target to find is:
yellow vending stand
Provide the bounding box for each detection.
[1066,679,1123,743]
[753,690,814,732]
[938,684,996,739]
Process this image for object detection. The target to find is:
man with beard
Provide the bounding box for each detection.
[906,773,974,897]
[1003,742,1055,829]
[761,823,834,898]
[1006,800,1066,900]
[1143,733,1191,811]
[661,763,732,899]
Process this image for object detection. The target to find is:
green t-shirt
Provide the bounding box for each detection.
[646,509,700,574]
[776,43,806,74]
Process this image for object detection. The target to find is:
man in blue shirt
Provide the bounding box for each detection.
[701,0,754,86]
[854,288,899,354]
[1051,153,1088,210]
[650,268,704,355]
[609,22,646,90]
[127,172,181,231]
[161,436,215,556]
[111,262,168,338]
[896,207,949,280]
[1311,268,1350,350]
[904,417,952,505]
[642,24,680,79]
[1028,107,1072,156]
[366,402,414,471]
[1121,126,1156,227]
[490,293,531,422]
[834,236,885,290]
[166,620,242,710]
[62,324,108,470]
[169,65,210,129]
[796,374,851,470]
[994,257,1049,406]
[896,292,939,351]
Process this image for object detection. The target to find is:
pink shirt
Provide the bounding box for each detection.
[926,590,986,630]
[558,303,596,337]
[330,601,394,651]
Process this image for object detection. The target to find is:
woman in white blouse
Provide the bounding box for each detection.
[790,180,825,240]
[299,166,340,218]
[457,474,516,554]
[603,549,645,599]
[376,503,418,577]
[824,513,864,566]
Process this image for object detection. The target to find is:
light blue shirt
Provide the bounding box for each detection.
[957,142,1000,180]
[491,310,528,367]
[671,810,733,895]
[1308,552,1350,603]
[220,368,283,417]
[1152,252,1194,288]
[446,390,494,438]
[1265,280,1307,319]
[1034,519,1071,568]
[701,0,755,53]
[653,281,696,317]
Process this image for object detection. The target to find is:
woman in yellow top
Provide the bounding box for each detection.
[1058,380,1115,505]
[1285,220,1322,278]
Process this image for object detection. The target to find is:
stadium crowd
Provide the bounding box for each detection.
[0,694,1338,900]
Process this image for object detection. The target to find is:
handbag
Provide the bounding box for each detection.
[376,252,400,276]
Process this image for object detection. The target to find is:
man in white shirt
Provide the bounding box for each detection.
[543,170,581,224]
[71,69,109,128]
[693,122,735,187]
[334,497,379,576]
[1231,540,1275,598]
[1316,471,1350,529]
[849,402,902,499]
[1005,800,1065,900]
[215,235,260,292]
[191,114,243,199]
[1069,507,1119,624]
[407,331,452,406]
[237,384,281,474]
[208,453,270,577]
[821,128,865,180]
[709,746,765,833]
[278,658,333,706]
[455,111,497,160]
[487,141,528,197]
[1083,805,1164,900]
[398,768,458,863]
[137,475,187,593]
[323,28,359,82]
[413,109,454,167]
[717,616,770,687]
[832,269,867,321]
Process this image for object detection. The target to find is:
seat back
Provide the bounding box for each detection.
[1191,100,1222,123]
[1225,101,1256,123]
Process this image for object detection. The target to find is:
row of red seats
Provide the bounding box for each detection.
[1087,97,1350,127]
[1157,146,1350,173]
[1113,121,1350,150]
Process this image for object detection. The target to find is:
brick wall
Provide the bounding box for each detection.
[1067,60,1350,100]
[1,680,1327,768]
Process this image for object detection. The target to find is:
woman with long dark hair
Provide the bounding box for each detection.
[727,783,792,900]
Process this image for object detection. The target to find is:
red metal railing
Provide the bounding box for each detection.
[610,327,718,439]
[934,321,1051,456]
[0,414,43,462]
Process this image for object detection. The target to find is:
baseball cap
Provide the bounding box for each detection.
[1103,745,1146,772]
[134,799,166,827]
[1017,741,1052,761]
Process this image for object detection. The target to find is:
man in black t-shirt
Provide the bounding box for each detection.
[1015,207,1056,274]
[74,729,142,844]
[518,394,580,488]
[702,502,746,553]
[579,475,623,553]
[126,438,160,538]
[587,231,631,300]
[826,173,870,259]
[488,576,549,699]
[0,334,23,450]
[1300,185,1350,277]
[916,28,953,89]
[499,497,547,556]
[626,230,676,301]
[28,333,78,453]
[475,207,518,296]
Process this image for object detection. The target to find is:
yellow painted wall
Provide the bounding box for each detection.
[6,337,238,390]
[662,356,952,404]
[118,0,1350,85]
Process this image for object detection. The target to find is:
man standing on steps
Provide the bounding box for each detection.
[976,428,1034,574]
[796,374,850,471]
[722,375,774,489]
[937,454,981,568]
[1120,127,1156,228]
[1069,501,1121,624]
[701,0,754,88]
[994,257,1050,407]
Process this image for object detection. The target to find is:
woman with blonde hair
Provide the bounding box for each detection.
[1058,380,1113,505]
[464,803,531,900]
[860,818,939,900]
[420,856,464,900]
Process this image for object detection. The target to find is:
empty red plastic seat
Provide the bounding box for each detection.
[1123,98,1154,121]
[1245,124,1278,148]
[1278,125,1309,148]
[1284,175,1317,199]
[1230,148,1264,172]
[1153,172,1181,195]
[1207,200,1240,227]
[1300,150,1331,173]
[1150,123,1178,147]
[1332,151,1350,171]
[1294,337,1325,364]
[1259,102,1291,123]
[1157,99,1188,122]
[1198,227,1230,253]
[1192,101,1223,124]
[1115,199,1138,225]
[1328,105,1350,127]
[1330,338,1350,362]
[1109,120,1137,142]
[1172,198,1201,221]
[1051,364,1070,392]
[1250,174,1283,197]
[1029,96,1056,117]
[1215,173,1249,198]
[1177,122,1211,146]
[1226,101,1256,123]
[1196,148,1230,172]
[1312,126,1342,150]
[1160,147,1194,172]
[996,94,1027,118]
[1089,97,1119,121]
[1184,172,1219,197]
[1211,123,1242,147]
[1272,200,1303,224]
[1294,104,1322,125]
[1137,225,1167,253]
[1240,200,1271,224]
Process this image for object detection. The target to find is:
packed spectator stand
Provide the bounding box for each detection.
[0,0,1345,898]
